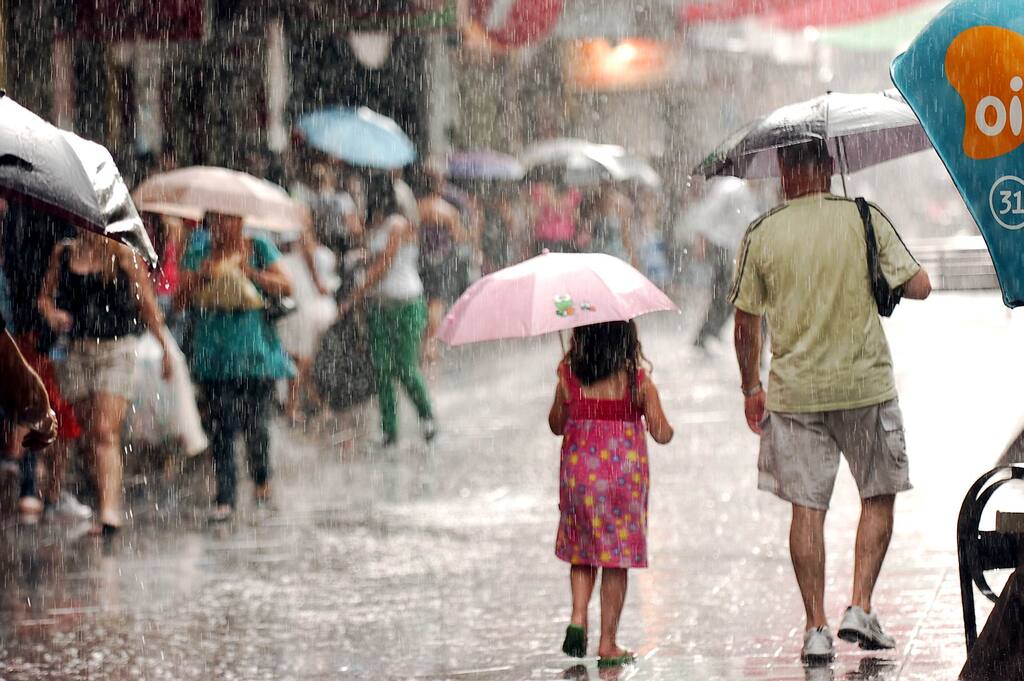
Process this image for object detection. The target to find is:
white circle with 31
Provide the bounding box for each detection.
[989,175,1024,230]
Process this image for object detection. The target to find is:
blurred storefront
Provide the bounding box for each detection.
[1,0,457,185]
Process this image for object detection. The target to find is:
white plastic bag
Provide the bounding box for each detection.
[130,331,208,456]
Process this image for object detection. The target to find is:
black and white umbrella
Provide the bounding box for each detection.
[694,90,933,183]
[0,92,157,263]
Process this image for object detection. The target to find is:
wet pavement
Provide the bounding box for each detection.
[2,290,1022,680]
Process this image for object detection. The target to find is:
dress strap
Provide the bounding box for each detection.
[632,368,647,414]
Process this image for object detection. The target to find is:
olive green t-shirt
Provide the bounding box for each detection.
[730,193,920,413]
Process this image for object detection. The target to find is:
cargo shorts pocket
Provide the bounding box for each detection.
[879,400,907,465]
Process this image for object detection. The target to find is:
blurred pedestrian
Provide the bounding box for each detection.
[1,206,89,524]
[440,177,483,285]
[730,140,932,662]
[633,187,672,289]
[144,212,187,341]
[412,166,466,362]
[529,180,582,254]
[582,181,636,266]
[175,212,294,522]
[690,177,762,350]
[306,163,363,299]
[549,321,673,668]
[275,225,337,424]
[481,187,528,274]
[38,231,172,537]
[278,163,345,423]
[340,174,435,447]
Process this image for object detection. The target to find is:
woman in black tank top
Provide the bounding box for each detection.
[38,231,171,537]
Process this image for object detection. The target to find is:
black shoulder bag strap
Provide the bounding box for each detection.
[855,197,902,317]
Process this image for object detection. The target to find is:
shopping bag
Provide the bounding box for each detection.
[312,311,376,412]
[130,331,208,456]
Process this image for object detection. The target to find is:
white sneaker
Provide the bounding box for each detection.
[47,491,94,521]
[837,606,896,650]
[801,626,835,663]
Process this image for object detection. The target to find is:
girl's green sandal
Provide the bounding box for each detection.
[597,651,636,669]
[561,625,587,658]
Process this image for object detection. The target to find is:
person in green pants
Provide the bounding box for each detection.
[342,174,436,446]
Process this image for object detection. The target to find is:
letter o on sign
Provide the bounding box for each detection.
[977,95,1007,137]
[469,0,565,47]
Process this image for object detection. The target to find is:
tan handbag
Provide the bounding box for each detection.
[194,257,265,311]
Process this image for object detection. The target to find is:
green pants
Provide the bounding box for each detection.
[367,298,433,439]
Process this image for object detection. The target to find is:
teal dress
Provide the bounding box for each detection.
[180,231,295,382]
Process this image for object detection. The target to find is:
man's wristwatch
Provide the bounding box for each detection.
[741,383,763,397]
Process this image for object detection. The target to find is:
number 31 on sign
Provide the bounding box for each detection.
[990,175,1024,230]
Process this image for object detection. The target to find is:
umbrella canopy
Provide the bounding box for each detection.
[437,251,677,346]
[0,92,157,263]
[62,133,158,264]
[134,166,310,232]
[522,138,660,187]
[680,0,934,29]
[694,90,933,179]
[892,0,1024,308]
[446,151,525,181]
[296,106,416,170]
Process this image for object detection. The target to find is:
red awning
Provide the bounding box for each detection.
[681,0,933,30]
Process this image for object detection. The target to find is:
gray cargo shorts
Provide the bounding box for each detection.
[757,398,911,510]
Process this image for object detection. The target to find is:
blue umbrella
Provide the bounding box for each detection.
[892,0,1024,307]
[297,106,416,170]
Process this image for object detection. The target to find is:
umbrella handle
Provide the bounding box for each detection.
[837,135,851,198]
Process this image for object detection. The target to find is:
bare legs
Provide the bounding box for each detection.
[77,392,128,531]
[790,495,896,629]
[852,495,895,613]
[570,565,597,628]
[423,298,445,363]
[568,565,630,657]
[790,504,827,629]
[285,356,319,423]
[599,568,629,657]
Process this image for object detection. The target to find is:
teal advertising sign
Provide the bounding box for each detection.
[892,0,1024,307]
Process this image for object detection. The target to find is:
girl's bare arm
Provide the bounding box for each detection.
[548,375,569,435]
[641,376,673,444]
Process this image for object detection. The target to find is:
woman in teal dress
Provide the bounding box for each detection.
[176,212,294,521]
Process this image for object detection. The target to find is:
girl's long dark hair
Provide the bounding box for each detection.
[565,321,648,404]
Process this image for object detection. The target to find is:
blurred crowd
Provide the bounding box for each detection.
[0,138,761,536]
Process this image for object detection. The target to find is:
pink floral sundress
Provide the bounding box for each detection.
[555,364,649,569]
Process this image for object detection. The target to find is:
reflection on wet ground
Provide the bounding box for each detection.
[1,293,1015,679]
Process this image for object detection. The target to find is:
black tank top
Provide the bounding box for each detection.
[57,244,141,340]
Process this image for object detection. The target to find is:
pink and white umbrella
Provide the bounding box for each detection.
[437,252,677,346]
[134,166,310,232]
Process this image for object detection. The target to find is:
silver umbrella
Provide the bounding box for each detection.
[0,92,157,263]
[694,90,933,188]
[522,138,661,188]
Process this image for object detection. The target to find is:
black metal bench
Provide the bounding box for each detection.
[956,464,1024,651]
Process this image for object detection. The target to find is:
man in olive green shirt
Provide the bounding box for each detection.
[730,140,932,663]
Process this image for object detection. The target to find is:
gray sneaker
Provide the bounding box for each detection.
[837,606,896,650]
[801,626,835,663]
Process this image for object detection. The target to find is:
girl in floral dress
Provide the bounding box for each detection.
[548,320,674,668]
